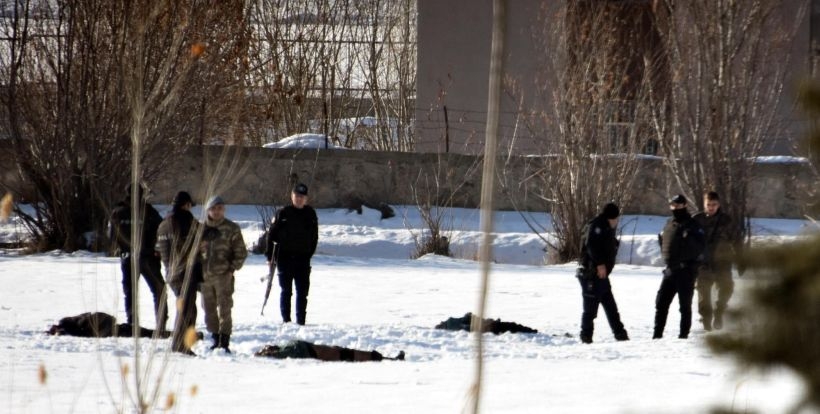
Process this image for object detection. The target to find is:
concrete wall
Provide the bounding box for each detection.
[1,143,815,218]
[122,147,820,219]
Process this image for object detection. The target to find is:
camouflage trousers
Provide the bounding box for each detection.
[696,268,734,327]
[201,273,235,335]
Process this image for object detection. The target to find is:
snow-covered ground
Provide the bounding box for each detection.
[0,205,816,413]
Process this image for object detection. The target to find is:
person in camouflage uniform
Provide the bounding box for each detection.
[200,196,247,353]
[156,191,202,356]
[693,191,735,331]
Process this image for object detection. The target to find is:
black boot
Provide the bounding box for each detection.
[579,333,592,344]
[713,311,724,330]
[220,334,231,353]
[210,333,220,350]
[614,331,629,341]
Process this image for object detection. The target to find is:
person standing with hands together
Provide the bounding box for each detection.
[265,183,318,325]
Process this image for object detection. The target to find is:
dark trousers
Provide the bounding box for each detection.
[169,263,201,354]
[277,256,311,325]
[121,253,167,330]
[696,268,734,324]
[579,276,626,339]
[653,266,697,338]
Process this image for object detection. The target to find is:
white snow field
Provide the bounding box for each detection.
[0,205,816,413]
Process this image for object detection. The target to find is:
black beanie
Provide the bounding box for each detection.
[602,202,620,219]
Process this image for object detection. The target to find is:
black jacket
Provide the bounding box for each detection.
[109,199,162,257]
[580,214,619,275]
[265,205,319,261]
[659,209,706,268]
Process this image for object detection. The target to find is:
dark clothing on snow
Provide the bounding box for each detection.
[47,312,169,338]
[255,340,404,362]
[434,312,538,334]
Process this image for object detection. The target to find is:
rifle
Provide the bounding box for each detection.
[261,260,275,316]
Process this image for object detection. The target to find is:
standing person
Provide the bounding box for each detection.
[653,194,706,339]
[200,196,248,353]
[693,191,735,331]
[265,183,318,325]
[156,191,202,355]
[576,202,629,344]
[109,183,167,334]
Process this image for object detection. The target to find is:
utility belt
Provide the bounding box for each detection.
[663,262,698,278]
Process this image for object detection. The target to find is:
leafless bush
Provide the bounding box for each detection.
[406,153,481,259]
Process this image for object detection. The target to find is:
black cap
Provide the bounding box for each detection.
[293,183,308,196]
[669,194,687,205]
[172,191,195,207]
[601,202,620,219]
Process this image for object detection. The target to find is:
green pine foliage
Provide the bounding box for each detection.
[706,84,820,412]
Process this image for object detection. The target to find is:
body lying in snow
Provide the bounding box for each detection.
[46,312,170,338]
[435,312,538,334]
[255,340,404,362]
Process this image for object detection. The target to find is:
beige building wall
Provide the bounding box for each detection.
[415,0,545,154]
[415,0,813,155]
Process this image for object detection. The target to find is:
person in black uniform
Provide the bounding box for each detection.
[109,183,167,333]
[577,202,629,344]
[653,194,706,339]
[265,183,319,325]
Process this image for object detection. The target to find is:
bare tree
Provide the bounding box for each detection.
[351,0,416,151]
[648,0,804,245]
[0,0,249,252]
[246,0,356,145]
[503,1,659,263]
[246,0,417,151]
